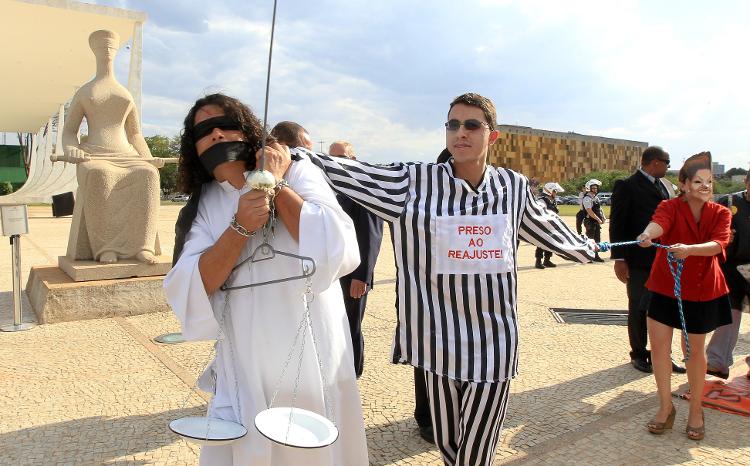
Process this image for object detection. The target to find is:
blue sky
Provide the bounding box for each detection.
[100,0,748,170]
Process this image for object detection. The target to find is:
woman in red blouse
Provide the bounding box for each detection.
[636,152,731,441]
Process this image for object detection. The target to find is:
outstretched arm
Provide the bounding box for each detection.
[300,149,411,223]
[519,178,596,263]
[636,221,664,248]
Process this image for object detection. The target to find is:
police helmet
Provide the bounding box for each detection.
[543,182,564,195]
[585,179,602,191]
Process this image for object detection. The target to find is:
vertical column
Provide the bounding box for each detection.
[54,104,65,156]
[127,21,144,123]
[1,233,35,332]
[46,117,54,159]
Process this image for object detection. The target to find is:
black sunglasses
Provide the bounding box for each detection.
[445,119,489,131]
[658,158,671,167]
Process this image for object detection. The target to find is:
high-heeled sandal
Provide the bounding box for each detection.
[647,404,676,434]
[686,412,705,441]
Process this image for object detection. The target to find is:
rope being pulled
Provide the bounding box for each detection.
[597,240,690,361]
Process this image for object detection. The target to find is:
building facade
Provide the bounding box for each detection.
[488,125,648,182]
[711,162,726,176]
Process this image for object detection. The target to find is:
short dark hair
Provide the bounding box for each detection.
[678,151,712,183]
[641,146,668,164]
[271,121,308,148]
[178,93,266,194]
[448,93,497,130]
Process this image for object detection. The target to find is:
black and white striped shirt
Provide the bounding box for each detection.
[299,149,595,382]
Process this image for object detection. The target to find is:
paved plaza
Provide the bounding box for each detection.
[1,205,748,465]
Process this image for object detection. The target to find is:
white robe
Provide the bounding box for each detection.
[164,158,369,465]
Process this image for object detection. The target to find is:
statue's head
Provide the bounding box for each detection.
[178,93,267,194]
[89,30,120,60]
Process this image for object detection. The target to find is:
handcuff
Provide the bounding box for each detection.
[230,179,290,237]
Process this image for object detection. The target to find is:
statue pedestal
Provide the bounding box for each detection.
[26,265,171,324]
[58,255,171,281]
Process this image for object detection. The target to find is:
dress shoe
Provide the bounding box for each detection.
[535,259,545,269]
[418,424,434,443]
[671,359,687,374]
[706,366,729,379]
[631,358,653,373]
[543,259,556,268]
[592,255,605,263]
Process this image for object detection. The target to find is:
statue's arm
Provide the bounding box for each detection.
[124,104,153,159]
[62,94,88,159]
[125,104,164,168]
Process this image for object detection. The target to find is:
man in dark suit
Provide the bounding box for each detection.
[610,146,686,374]
[329,141,384,378]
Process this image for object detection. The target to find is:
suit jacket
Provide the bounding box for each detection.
[337,193,384,285]
[609,170,672,268]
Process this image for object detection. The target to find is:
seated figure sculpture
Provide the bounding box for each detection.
[62,30,163,264]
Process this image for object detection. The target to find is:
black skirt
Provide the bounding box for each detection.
[648,292,731,334]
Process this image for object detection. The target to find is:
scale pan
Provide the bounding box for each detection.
[255,407,338,448]
[169,416,247,446]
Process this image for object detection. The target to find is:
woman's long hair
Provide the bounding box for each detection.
[177,93,266,194]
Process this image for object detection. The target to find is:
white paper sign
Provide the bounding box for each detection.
[1,205,29,236]
[435,214,512,274]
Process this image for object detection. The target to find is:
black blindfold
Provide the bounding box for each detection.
[192,116,242,142]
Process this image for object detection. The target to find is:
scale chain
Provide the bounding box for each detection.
[304,279,337,426]
[221,295,245,425]
[287,306,309,442]
[268,291,310,409]
[173,292,239,446]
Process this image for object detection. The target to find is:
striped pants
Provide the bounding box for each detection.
[424,371,511,466]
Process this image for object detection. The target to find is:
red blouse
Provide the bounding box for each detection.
[646,198,732,301]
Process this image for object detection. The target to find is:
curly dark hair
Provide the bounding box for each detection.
[178,93,267,194]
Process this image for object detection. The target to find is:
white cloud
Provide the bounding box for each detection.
[95,0,748,170]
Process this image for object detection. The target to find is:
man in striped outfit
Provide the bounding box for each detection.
[274,93,597,465]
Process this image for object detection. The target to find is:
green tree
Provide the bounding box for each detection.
[714,178,745,194]
[145,135,180,194]
[0,181,14,195]
[560,170,631,194]
[724,167,748,178]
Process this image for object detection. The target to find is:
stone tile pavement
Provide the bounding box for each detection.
[0,205,748,465]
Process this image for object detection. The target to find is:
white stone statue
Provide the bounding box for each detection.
[62,30,163,264]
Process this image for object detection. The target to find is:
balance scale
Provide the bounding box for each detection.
[170,185,338,449]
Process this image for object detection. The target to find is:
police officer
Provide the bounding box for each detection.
[535,182,564,269]
[581,178,606,262]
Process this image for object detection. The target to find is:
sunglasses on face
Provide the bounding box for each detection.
[444,119,489,132]
[658,158,671,167]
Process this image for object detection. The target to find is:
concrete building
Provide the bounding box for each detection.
[712,161,726,176]
[488,125,648,182]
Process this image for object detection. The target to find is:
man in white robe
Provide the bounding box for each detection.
[164,94,369,465]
